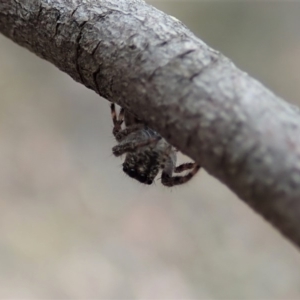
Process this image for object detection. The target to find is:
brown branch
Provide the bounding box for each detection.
[1,0,300,249]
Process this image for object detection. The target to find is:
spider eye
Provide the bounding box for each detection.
[123,165,135,176]
[146,179,153,185]
[129,168,136,176]
[139,173,147,183]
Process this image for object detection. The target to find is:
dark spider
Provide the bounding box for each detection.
[110,103,200,186]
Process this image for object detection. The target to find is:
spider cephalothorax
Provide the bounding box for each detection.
[110,103,200,186]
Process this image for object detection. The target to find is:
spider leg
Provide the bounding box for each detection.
[161,163,200,187]
[110,103,118,124]
[115,124,145,142]
[110,103,125,137]
[112,136,161,157]
[174,162,197,173]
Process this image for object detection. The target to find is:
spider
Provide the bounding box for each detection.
[110,103,200,186]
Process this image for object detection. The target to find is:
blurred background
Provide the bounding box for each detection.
[1,0,300,298]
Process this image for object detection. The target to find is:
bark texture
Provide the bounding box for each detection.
[1,0,300,249]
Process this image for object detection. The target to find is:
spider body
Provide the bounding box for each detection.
[110,103,200,186]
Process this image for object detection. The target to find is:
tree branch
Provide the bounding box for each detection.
[2,0,300,249]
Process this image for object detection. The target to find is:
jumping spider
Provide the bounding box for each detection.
[110,103,200,186]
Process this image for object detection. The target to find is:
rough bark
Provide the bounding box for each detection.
[1,0,300,249]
